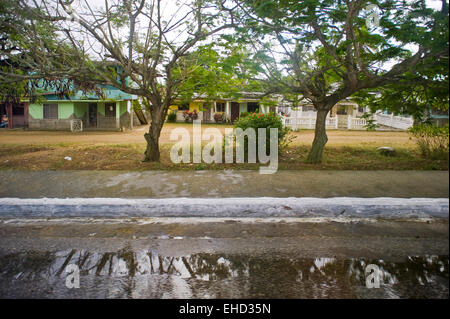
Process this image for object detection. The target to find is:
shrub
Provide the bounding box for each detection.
[233,112,291,157]
[240,112,250,118]
[408,124,449,160]
[183,110,198,122]
[167,111,177,123]
[214,112,224,123]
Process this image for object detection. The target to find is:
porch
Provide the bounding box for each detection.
[27,100,133,131]
[170,99,268,123]
[0,102,29,129]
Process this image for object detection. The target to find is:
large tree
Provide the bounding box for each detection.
[0,0,239,161]
[235,0,449,163]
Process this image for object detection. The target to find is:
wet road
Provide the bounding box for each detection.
[0,170,448,298]
[0,217,448,298]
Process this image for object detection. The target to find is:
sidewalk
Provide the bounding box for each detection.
[0,170,448,198]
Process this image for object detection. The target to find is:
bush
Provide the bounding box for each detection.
[240,112,250,118]
[167,111,177,123]
[214,112,225,123]
[408,124,449,159]
[361,113,377,131]
[183,110,198,122]
[233,112,291,157]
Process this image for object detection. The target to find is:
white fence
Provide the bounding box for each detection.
[282,113,413,131]
[347,116,367,130]
[374,113,414,130]
[283,116,338,130]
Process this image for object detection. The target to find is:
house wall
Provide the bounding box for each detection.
[171,102,206,122]
[28,101,128,130]
[28,102,78,130]
[189,102,202,112]
[74,103,88,127]
[119,101,132,130]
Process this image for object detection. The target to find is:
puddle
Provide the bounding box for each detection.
[0,248,447,298]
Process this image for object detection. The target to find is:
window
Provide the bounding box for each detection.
[105,103,116,117]
[43,103,58,119]
[216,102,225,112]
[337,106,348,115]
[247,102,259,113]
[178,103,189,111]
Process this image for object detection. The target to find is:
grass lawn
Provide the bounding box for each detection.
[0,125,447,170]
[0,140,447,171]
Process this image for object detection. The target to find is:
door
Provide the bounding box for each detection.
[231,102,240,122]
[336,105,348,129]
[11,103,28,128]
[0,103,7,128]
[88,103,97,127]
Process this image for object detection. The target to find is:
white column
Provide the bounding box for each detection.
[226,101,230,120]
[127,100,133,130]
[348,115,352,129]
[116,101,120,129]
[212,101,216,121]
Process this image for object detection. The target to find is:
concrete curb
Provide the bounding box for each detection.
[0,197,448,219]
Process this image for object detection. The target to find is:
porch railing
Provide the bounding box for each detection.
[374,113,414,130]
[283,116,338,130]
[347,116,367,130]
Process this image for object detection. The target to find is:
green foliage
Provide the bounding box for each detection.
[237,0,449,111]
[351,1,448,119]
[361,113,378,131]
[167,111,177,123]
[408,124,449,159]
[1,1,104,101]
[0,67,27,103]
[234,112,291,155]
[132,100,142,111]
[172,44,246,103]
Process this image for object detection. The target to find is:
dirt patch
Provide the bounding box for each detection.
[1,124,415,148]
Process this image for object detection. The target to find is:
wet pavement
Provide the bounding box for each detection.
[0,169,448,298]
[0,218,448,298]
[0,170,448,198]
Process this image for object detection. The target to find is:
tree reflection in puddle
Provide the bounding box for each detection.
[0,248,447,298]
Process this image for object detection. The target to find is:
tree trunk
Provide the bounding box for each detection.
[143,117,162,162]
[307,109,329,164]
